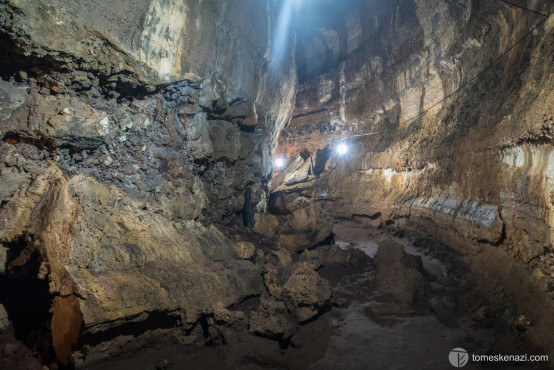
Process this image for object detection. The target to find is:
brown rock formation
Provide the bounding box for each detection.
[249,295,294,340]
[0,0,297,366]
[373,239,425,310]
[281,266,333,322]
[275,0,554,354]
[1,0,554,367]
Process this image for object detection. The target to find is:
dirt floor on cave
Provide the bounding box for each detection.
[75,220,551,370]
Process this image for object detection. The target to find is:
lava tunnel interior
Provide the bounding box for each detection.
[0,0,553,369]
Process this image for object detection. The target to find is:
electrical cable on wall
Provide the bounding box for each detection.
[336,0,550,145]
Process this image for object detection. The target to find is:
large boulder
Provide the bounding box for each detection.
[373,239,425,309]
[374,239,423,270]
[249,296,294,340]
[278,203,334,252]
[253,214,281,237]
[281,266,332,322]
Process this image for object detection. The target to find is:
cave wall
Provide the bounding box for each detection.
[276,0,554,350]
[1,0,554,364]
[0,0,296,365]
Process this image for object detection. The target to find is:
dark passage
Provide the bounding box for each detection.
[0,237,55,365]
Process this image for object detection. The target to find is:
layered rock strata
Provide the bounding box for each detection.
[275,0,554,353]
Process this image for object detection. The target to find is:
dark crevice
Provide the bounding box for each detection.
[0,27,158,102]
[352,212,382,221]
[495,222,507,247]
[313,146,331,175]
[268,192,291,215]
[238,124,256,133]
[229,98,247,106]
[2,235,28,273]
[227,294,262,311]
[3,131,59,152]
[0,235,56,365]
[2,131,98,154]
[296,233,336,256]
[310,233,335,249]
[291,108,327,120]
[96,73,156,102]
[497,134,554,151]
[80,311,181,348]
[0,31,59,83]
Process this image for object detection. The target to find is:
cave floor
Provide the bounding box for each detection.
[79,221,549,370]
[312,220,549,370]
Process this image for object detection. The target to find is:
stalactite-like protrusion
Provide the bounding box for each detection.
[243,187,253,227]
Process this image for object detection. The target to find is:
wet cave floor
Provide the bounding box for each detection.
[82,221,550,370]
[312,221,549,370]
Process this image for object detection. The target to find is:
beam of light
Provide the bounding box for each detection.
[274,156,286,168]
[336,143,348,155]
[271,0,299,71]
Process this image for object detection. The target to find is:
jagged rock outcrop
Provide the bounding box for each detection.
[249,295,294,341]
[281,266,332,323]
[0,0,297,366]
[278,203,334,252]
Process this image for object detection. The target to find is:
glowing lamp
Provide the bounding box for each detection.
[274,157,286,168]
[336,142,348,155]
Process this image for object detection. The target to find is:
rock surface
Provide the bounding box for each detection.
[249,295,294,340]
[278,203,334,252]
[0,304,8,331]
[0,0,297,366]
[1,0,554,366]
[373,240,425,309]
[280,0,554,257]
[275,0,554,354]
[232,241,256,260]
[281,266,333,322]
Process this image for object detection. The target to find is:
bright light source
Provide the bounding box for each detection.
[336,143,348,155]
[272,0,295,71]
[274,157,286,168]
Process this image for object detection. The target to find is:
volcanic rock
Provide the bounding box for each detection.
[281,266,333,322]
[249,296,294,341]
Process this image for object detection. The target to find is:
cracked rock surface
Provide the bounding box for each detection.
[0,0,297,366]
